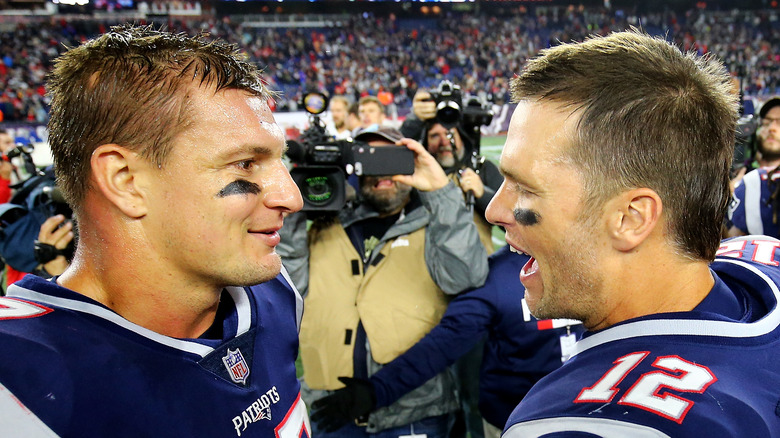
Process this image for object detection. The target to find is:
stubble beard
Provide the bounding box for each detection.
[221,253,282,288]
[759,136,780,163]
[529,220,604,326]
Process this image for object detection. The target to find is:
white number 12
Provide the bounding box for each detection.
[575,351,717,423]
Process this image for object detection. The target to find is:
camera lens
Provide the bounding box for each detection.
[302,175,336,206]
[436,100,461,127]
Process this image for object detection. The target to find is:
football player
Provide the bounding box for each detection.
[0,25,309,437]
[488,30,780,437]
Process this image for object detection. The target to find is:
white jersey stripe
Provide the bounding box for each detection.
[280,265,304,332]
[6,285,215,357]
[226,286,252,336]
[743,169,764,235]
[503,417,671,438]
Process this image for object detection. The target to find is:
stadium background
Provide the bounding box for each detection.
[1,0,773,245]
[0,0,775,434]
[1,0,774,161]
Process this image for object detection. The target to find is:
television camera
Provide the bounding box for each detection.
[426,80,494,209]
[427,80,494,148]
[286,92,414,213]
[0,143,73,275]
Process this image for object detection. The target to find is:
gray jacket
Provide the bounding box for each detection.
[278,181,489,432]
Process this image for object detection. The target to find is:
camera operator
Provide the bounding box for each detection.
[424,121,503,253]
[278,126,489,437]
[402,84,501,249]
[731,97,780,186]
[0,160,75,290]
[401,82,500,438]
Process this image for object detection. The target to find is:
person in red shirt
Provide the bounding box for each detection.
[0,130,15,203]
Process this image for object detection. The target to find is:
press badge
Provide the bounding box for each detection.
[559,332,577,362]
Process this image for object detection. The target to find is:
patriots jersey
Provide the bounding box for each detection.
[503,237,780,437]
[728,167,780,237]
[0,269,311,438]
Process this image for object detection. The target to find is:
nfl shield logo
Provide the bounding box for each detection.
[222,348,250,385]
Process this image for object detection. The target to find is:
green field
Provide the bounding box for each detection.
[480,135,508,250]
[480,134,506,164]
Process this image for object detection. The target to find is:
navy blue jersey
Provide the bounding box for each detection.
[728,168,780,237]
[503,237,780,437]
[0,270,311,438]
[371,245,585,428]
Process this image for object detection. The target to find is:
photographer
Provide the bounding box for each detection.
[0,163,74,290]
[278,126,489,437]
[402,83,502,253]
[425,121,502,252]
[400,83,500,438]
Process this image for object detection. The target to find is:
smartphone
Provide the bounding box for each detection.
[352,144,415,176]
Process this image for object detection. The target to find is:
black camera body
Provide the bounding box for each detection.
[287,92,414,213]
[428,80,494,153]
[429,80,494,131]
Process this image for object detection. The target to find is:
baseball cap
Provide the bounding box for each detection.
[354,126,404,144]
[759,97,780,119]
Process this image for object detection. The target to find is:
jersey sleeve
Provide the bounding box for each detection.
[370,287,496,407]
[727,181,748,233]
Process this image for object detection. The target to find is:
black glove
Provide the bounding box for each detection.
[310,376,376,432]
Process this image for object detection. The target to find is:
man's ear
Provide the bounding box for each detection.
[90,144,149,218]
[607,188,662,252]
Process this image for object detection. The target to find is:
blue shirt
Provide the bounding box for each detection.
[371,245,585,428]
[729,167,780,237]
[503,237,780,437]
[0,271,310,438]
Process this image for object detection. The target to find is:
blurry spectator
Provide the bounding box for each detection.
[0,130,15,203]
[358,96,387,130]
[346,101,362,133]
[312,245,585,438]
[327,95,353,140]
[278,127,488,437]
[728,97,780,237]
[7,7,780,117]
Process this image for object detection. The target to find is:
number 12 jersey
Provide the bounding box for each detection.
[503,237,780,437]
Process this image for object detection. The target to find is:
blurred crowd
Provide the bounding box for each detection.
[2,5,780,122]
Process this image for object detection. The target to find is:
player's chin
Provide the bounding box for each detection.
[234,256,282,286]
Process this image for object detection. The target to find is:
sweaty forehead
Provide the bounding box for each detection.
[499,101,579,180]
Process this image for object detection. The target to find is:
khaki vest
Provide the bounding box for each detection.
[300,222,449,390]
